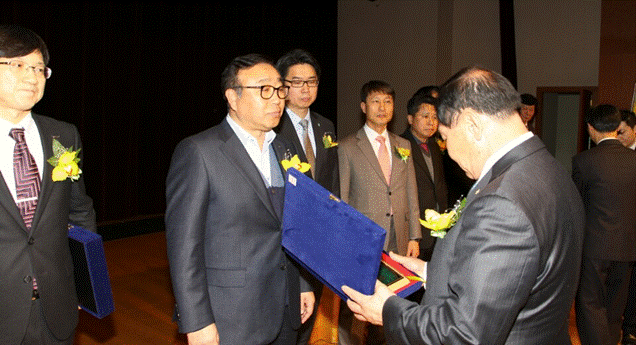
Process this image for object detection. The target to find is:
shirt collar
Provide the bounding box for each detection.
[226,114,276,148]
[477,131,534,182]
[363,123,388,143]
[0,112,36,137]
[286,108,311,126]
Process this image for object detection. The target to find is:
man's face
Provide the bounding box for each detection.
[520,104,535,123]
[229,63,285,134]
[617,120,636,148]
[437,111,478,179]
[283,63,318,115]
[408,103,438,141]
[361,91,394,132]
[0,50,46,123]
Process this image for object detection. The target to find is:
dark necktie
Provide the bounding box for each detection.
[420,142,430,156]
[10,128,40,229]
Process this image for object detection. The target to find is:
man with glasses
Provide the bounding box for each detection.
[275,49,339,345]
[0,25,96,344]
[166,53,314,345]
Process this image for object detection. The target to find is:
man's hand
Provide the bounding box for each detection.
[300,291,315,324]
[389,251,427,281]
[406,240,420,257]
[187,323,219,345]
[342,281,395,326]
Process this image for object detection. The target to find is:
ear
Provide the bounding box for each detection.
[225,88,238,112]
[463,109,484,141]
[407,114,414,126]
[360,101,367,115]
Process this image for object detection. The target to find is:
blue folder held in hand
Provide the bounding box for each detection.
[281,168,386,300]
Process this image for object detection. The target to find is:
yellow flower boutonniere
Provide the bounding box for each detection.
[436,137,447,153]
[419,197,466,239]
[322,133,338,149]
[47,138,82,182]
[395,147,411,162]
[281,154,311,173]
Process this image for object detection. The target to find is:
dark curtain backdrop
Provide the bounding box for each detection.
[0,2,337,225]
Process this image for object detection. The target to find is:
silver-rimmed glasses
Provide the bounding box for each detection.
[0,60,52,79]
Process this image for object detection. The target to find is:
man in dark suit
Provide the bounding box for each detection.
[342,66,585,345]
[0,25,96,344]
[400,91,447,262]
[572,104,636,345]
[275,49,339,345]
[165,54,314,345]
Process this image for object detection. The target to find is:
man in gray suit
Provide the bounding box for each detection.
[165,54,314,345]
[572,104,636,345]
[338,80,420,344]
[0,25,96,345]
[342,66,585,345]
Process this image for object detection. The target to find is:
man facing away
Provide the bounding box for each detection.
[165,53,314,345]
[342,66,585,345]
[0,24,96,344]
[573,104,636,345]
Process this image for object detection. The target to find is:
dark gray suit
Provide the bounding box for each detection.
[572,138,636,345]
[275,110,339,196]
[165,118,309,344]
[400,129,447,261]
[0,114,96,343]
[383,136,585,345]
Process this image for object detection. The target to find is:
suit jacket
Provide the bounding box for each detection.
[572,138,636,261]
[338,128,421,256]
[165,118,310,344]
[0,114,96,343]
[383,136,585,345]
[275,109,339,195]
[400,129,447,261]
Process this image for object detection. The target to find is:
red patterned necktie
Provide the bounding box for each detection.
[420,142,430,155]
[10,128,40,229]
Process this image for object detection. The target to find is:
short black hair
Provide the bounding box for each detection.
[0,24,49,65]
[520,93,537,106]
[621,109,636,128]
[437,66,521,126]
[360,80,395,103]
[275,49,321,81]
[407,92,438,116]
[585,104,621,133]
[221,53,275,100]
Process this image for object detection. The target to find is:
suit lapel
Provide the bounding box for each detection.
[310,112,326,174]
[218,120,279,222]
[355,128,387,186]
[30,116,55,233]
[0,171,26,231]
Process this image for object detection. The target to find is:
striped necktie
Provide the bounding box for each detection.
[10,128,40,229]
[376,135,391,184]
[300,118,315,176]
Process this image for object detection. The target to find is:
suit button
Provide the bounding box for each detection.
[279,264,286,270]
[23,276,32,283]
[28,237,35,245]
[386,213,391,217]
[388,192,392,195]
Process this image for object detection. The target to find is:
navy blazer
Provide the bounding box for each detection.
[383,136,585,345]
[0,114,96,343]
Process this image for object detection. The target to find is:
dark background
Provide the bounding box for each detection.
[0,2,338,234]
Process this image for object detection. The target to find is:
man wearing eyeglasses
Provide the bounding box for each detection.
[274,49,339,345]
[0,25,96,344]
[166,53,314,345]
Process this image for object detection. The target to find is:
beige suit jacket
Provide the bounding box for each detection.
[338,127,421,255]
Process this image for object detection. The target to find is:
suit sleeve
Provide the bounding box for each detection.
[405,142,421,240]
[165,138,215,333]
[383,195,540,345]
[68,125,96,232]
[338,143,351,203]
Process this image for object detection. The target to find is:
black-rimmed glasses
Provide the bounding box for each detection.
[232,85,289,99]
[284,79,319,88]
[0,60,52,79]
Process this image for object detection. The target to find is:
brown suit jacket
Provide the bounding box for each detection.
[338,127,420,255]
